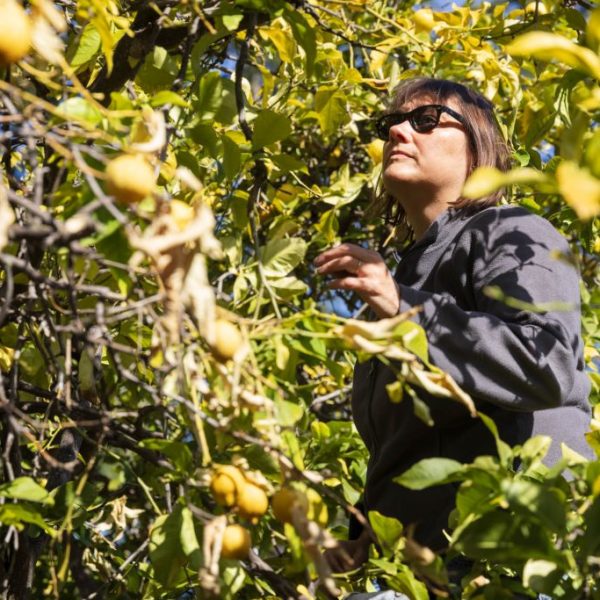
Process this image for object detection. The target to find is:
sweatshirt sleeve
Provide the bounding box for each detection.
[398,209,588,412]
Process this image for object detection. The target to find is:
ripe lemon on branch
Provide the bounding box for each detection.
[0,0,32,66]
[236,482,269,523]
[210,319,244,362]
[105,154,156,204]
[271,487,309,524]
[209,465,268,523]
[210,465,246,507]
[221,524,251,560]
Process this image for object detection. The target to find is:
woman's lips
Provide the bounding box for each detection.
[389,150,413,158]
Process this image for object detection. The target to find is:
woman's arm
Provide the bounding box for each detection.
[398,211,588,412]
[315,211,589,412]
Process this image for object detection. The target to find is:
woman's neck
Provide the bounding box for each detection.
[396,184,463,241]
[402,199,450,241]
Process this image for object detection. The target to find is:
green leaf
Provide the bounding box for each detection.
[190,124,220,158]
[411,394,433,426]
[56,97,103,126]
[314,87,349,136]
[387,563,430,600]
[368,510,403,555]
[0,503,55,535]
[386,380,404,403]
[281,430,305,470]
[456,482,496,523]
[149,509,186,587]
[506,32,600,80]
[222,134,241,180]
[258,237,307,277]
[252,110,292,149]
[0,477,53,505]
[68,24,102,68]
[341,478,361,505]
[501,480,566,532]
[179,506,201,567]
[259,25,296,63]
[136,46,178,93]
[196,72,237,124]
[478,412,512,467]
[454,511,555,561]
[270,153,308,174]
[274,398,304,427]
[222,564,248,600]
[97,460,127,492]
[520,435,552,464]
[222,13,244,31]
[150,91,189,108]
[580,495,600,555]
[284,9,316,77]
[393,321,428,364]
[91,9,117,75]
[139,439,194,474]
[394,458,464,490]
[269,276,308,298]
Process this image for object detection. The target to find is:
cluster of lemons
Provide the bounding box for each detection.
[0,0,32,66]
[210,465,310,560]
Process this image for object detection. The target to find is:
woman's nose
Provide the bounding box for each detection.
[388,119,413,142]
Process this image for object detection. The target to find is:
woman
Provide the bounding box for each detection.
[314,78,592,570]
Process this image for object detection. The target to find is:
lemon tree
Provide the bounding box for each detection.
[0,1,599,599]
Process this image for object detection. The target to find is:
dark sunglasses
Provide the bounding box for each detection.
[374,104,468,141]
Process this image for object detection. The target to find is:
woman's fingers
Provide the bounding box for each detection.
[316,255,364,276]
[314,243,376,268]
[327,276,362,291]
[314,243,401,318]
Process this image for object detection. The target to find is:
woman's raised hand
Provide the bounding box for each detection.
[314,243,401,319]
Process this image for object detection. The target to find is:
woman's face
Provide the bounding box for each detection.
[381,96,471,200]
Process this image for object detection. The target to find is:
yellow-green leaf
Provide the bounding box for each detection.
[506,32,600,80]
[462,166,552,199]
[259,25,296,63]
[556,161,600,220]
[0,477,53,505]
[586,7,600,53]
[252,110,292,149]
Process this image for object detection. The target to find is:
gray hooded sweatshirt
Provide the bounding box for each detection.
[351,205,592,550]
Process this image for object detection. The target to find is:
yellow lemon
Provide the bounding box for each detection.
[413,9,435,33]
[237,482,268,522]
[210,465,245,507]
[211,319,243,362]
[221,524,251,560]
[105,154,156,204]
[0,1,32,66]
[271,487,308,524]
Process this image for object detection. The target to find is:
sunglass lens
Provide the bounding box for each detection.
[410,106,440,132]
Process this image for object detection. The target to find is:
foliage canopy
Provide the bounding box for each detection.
[1,0,600,598]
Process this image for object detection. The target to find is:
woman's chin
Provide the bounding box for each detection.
[382,170,421,190]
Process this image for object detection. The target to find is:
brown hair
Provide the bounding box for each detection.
[371,77,512,242]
